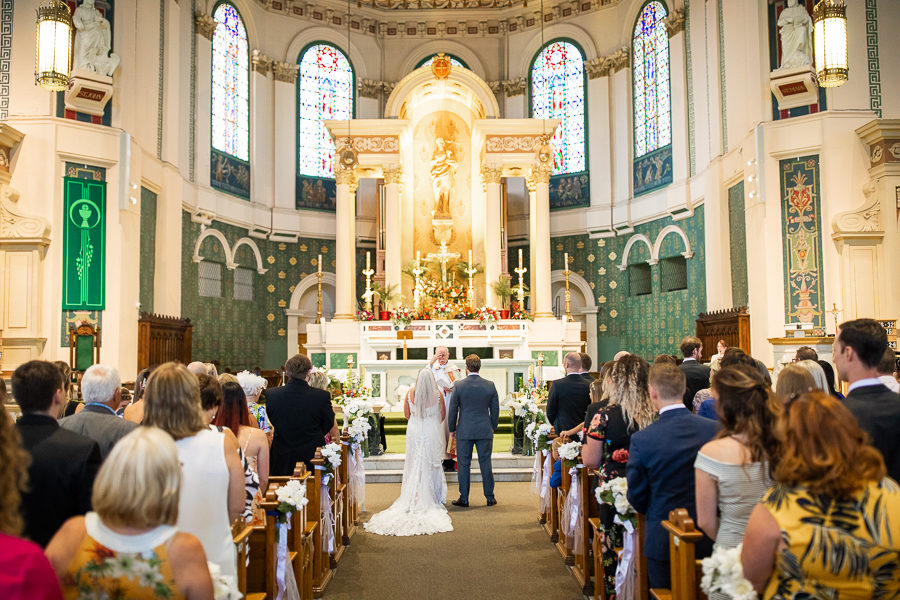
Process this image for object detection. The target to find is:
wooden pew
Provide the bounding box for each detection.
[555,450,574,566]
[538,433,558,531]
[308,452,334,597]
[653,509,706,600]
[232,519,258,600]
[268,463,317,600]
[339,434,356,545]
[571,463,596,596]
[548,437,561,544]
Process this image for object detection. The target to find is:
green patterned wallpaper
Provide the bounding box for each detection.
[550,207,707,362]
[139,187,157,313]
[728,182,748,307]
[181,211,335,370]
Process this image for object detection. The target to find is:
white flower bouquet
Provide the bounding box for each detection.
[321,442,343,474]
[347,416,372,446]
[595,477,636,526]
[558,440,583,468]
[273,478,308,523]
[208,562,242,600]
[528,422,554,452]
[344,398,373,419]
[700,543,757,600]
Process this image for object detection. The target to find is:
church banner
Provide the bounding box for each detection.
[62,165,106,310]
[779,155,825,332]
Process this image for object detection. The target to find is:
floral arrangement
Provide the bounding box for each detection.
[391,305,416,327]
[475,306,500,324]
[347,416,372,446]
[208,562,242,600]
[520,366,547,403]
[510,308,532,320]
[456,307,477,319]
[273,478,309,523]
[321,442,343,474]
[595,477,635,526]
[526,421,554,452]
[344,397,373,419]
[700,543,756,600]
[431,301,454,319]
[338,368,370,403]
[356,308,374,321]
[558,440,583,469]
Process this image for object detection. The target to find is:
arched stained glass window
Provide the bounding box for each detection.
[298,44,354,179]
[211,3,249,162]
[530,40,586,176]
[633,1,671,158]
[416,54,467,69]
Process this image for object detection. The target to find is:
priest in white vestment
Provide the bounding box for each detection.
[430,346,462,470]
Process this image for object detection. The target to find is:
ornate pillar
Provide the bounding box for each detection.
[526,173,537,310]
[482,164,503,306]
[193,13,216,188]
[530,165,553,318]
[272,62,299,211]
[382,166,402,295]
[334,166,358,319]
[250,50,273,205]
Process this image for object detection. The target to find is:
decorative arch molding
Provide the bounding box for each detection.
[620,0,670,46]
[385,66,501,118]
[206,0,259,46]
[283,28,369,80]
[191,228,268,273]
[288,271,337,310]
[515,23,598,81]
[618,233,654,271]
[231,237,268,274]
[398,41,487,79]
[550,270,597,310]
[653,225,693,260]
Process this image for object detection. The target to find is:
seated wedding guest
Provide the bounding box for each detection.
[627,362,717,589]
[817,359,844,399]
[142,362,244,579]
[13,361,100,547]
[197,373,223,425]
[45,428,214,599]
[695,365,780,597]
[215,382,269,522]
[712,339,727,362]
[308,370,340,443]
[123,366,153,423]
[237,370,272,442]
[582,356,655,599]
[54,361,80,418]
[835,318,900,481]
[653,354,677,366]
[696,349,762,419]
[796,359,830,394]
[794,345,818,362]
[774,363,816,402]
[579,352,593,382]
[115,387,131,417]
[547,352,591,436]
[878,347,900,393]
[741,392,900,598]
[267,354,335,474]
[559,361,615,440]
[679,336,711,410]
[59,364,137,459]
[0,397,63,600]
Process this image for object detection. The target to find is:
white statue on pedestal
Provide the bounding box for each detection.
[777,0,813,70]
[73,0,120,76]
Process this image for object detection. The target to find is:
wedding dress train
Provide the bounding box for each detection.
[363,368,453,536]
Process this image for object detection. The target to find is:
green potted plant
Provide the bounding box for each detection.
[491,275,513,319]
[372,283,398,321]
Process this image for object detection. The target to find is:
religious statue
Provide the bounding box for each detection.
[430,137,458,218]
[777,0,813,70]
[73,0,121,76]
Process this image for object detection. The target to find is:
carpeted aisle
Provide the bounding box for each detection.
[325,481,584,600]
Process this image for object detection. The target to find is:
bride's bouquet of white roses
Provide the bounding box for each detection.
[700,543,757,600]
[273,478,309,523]
[595,477,635,526]
[558,439,582,468]
[321,442,342,475]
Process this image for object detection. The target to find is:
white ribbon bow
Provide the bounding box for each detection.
[274,518,291,600]
[539,450,552,513]
[614,515,637,600]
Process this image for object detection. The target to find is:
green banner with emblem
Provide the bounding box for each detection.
[62,177,106,310]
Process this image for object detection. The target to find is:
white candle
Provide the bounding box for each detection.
[518,248,523,268]
[318,254,322,274]
[416,251,420,269]
[564,252,568,269]
[366,251,371,270]
[468,249,473,265]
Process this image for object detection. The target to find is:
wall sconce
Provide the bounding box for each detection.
[34,0,74,91]
[813,0,848,88]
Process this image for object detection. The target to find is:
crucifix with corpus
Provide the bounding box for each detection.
[426,241,460,284]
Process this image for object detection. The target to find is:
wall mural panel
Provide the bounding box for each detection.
[780,155,825,332]
[62,164,106,310]
[139,187,158,313]
[728,181,748,307]
[210,148,250,199]
[296,175,336,210]
[633,144,673,196]
[550,172,590,210]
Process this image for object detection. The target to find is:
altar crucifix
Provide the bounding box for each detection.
[426,241,460,284]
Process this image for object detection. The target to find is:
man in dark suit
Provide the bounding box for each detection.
[13,360,101,547]
[678,336,710,410]
[626,362,717,589]
[448,354,500,507]
[579,352,596,385]
[266,354,335,474]
[59,364,137,459]
[834,318,900,481]
[546,352,591,435]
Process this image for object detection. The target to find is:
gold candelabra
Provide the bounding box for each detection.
[465,249,477,310]
[563,252,572,322]
[316,253,323,324]
[362,251,374,313]
[514,247,527,310]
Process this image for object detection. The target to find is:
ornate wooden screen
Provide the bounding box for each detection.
[137,313,192,371]
[696,307,750,356]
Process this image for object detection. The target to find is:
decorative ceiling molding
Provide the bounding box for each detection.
[584,46,629,79]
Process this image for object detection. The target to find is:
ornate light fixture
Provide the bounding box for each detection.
[813,0,848,88]
[34,0,74,91]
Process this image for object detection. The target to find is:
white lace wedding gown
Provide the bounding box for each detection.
[364,368,453,536]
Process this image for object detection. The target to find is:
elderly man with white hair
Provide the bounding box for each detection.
[59,364,137,459]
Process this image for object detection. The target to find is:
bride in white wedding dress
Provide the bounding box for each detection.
[363,367,453,536]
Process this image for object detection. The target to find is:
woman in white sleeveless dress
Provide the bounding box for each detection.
[364,367,453,536]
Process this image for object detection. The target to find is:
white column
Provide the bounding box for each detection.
[250,51,273,206]
[272,62,299,211]
[527,174,537,311]
[334,166,358,319]
[383,166,402,293]
[193,14,215,188]
[531,165,553,318]
[482,165,503,306]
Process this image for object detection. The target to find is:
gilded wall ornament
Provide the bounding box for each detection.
[272,61,299,83]
[194,13,217,40]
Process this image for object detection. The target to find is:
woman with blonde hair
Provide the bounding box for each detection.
[142,362,244,579]
[774,363,817,401]
[795,359,830,394]
[45,427,214,599]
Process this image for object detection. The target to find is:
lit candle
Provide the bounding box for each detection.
[416,251,420,269]
[366,251,371,270]
[318,254,322,274]
[468,249,473,265]
[518,248,523,268]
[564,252,569,270]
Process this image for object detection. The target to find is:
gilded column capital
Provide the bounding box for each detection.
[382,166,402,185]
[481,164,503,186]
[194,13,217,40]
[664,8,686,37]
[530,165,553,185]
[335,166,359,190]
[272,62,299,84]
[251,50,272,76]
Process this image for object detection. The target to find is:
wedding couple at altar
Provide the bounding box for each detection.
[364,350,500,536]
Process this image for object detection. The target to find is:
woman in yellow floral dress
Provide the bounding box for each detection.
[741,391,900,599]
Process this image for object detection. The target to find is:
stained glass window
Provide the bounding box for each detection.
[298,44,354,179]
[416,54,467,69]
[211,3,249,162]
[530,41,586,175]
[633,1,671,158]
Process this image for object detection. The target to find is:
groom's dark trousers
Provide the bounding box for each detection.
[448,372,500,503]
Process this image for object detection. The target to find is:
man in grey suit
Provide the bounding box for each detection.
[59,364,137,460]
[448,354,500,507]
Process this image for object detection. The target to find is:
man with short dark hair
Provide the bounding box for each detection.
[13,360,101,546]
[266,354,335,474]
[579,352,593,383]
[877,347,900,394]
[546,352,592,436]
[678,336,710,410]
[795,346,819,362]
[626,362,716,588]
[834,319,900,480]
[59,364,137,459]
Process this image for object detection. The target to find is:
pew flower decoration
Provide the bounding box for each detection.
[700,543,756,600]
[347,416,372,446]
[344,398,373,419]
[321,442,343,474]
[273,479,309,523]
[595,477,636,526]
[508,396,542,419]
[208,562,242,600]
[527,422,554,452]
[392,305,415,327]
[558,440,582,469]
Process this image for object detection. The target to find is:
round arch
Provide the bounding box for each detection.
[514,22,598,81]
[398,41,487,79]
[286,272,337,358]
[231,237,268,273]
[618,233,654,271]
[620,0,670,46]
[192,228,232,266]
[283,27,370,81]
[205,0,259,44]
[653,225,693,259]
[289,271,337,309]
[385,65,500,119]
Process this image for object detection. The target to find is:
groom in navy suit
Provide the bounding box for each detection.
[626,362,716,588]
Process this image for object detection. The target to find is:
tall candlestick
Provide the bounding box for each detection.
[518,247,523,268]
[366,251,370,270]
[468,249,473,265]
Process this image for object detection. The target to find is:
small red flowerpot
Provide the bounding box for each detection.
[379,311,391,321]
